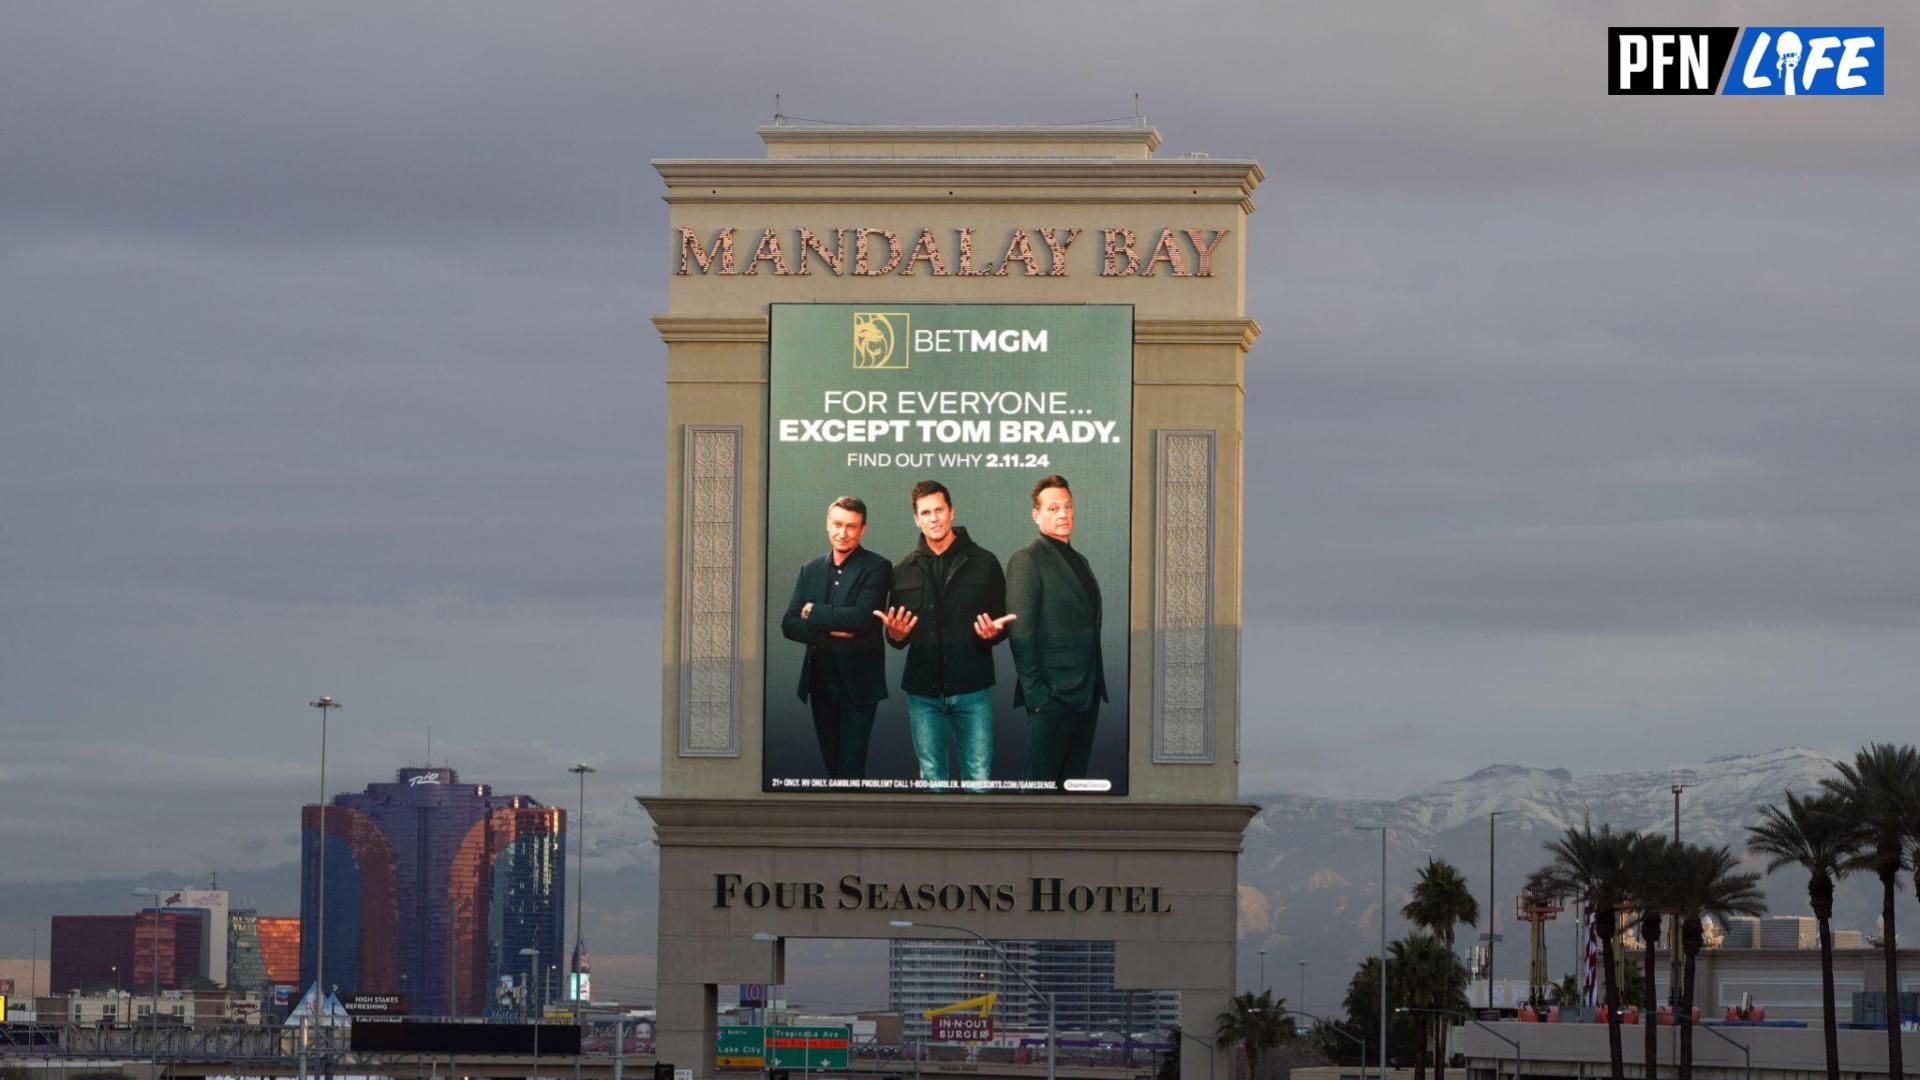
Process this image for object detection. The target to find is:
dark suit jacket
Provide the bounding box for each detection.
[780,546,892,707]
[1005,535,1107,714]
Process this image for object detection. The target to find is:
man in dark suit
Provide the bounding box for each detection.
[780,495,891,780]
[1006,475,1107,784]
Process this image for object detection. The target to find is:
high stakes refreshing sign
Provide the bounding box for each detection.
[764,304,1132,795]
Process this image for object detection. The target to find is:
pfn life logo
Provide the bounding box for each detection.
[1609,27,1883,95]
[1724,28,1884,95]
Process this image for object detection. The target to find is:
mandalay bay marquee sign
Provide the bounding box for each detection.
[764,304,1132,795]
[677,226,1231,278]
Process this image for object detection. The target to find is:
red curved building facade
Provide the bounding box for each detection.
[299,766,564,1016]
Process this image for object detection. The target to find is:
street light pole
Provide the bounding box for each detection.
[520,946,542,1080]
[1258,949,1266,998]
[1289,1008,1365,1080]
[1487,811,1501,1011]
[1169,1024,1216,1080]
[1298,961,1307,1015]
[753,933,781,1080]
[1670,784,1686,1007]
[568,763,595,1005]
[890,920,1054,1080]
[1696,1018,1752,1080]
[308,696,342,1017]
[1355,824,1388,1080]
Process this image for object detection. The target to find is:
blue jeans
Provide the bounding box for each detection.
[907,688,994,789]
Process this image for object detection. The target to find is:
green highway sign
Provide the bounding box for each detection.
[717,1026,851,1070]
[769,1025,850,1069]
[716,1027,765,1068]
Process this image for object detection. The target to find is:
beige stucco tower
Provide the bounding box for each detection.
[642,124,1263,1080]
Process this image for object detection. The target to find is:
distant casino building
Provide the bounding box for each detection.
[50,911,205,994]
[227,910,301,997]
[889,938,1178,1039]
[300,765,564,1015]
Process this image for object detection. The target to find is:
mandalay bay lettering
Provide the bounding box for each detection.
[713,873,1173,914]
[677,226,1230,278]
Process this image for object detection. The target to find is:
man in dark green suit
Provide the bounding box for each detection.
[780,496,891,779]
[1006,475,1106,784]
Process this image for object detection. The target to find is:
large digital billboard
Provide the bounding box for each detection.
[765,304,1132,794]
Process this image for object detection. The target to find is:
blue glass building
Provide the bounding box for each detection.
[300,765,565,1016]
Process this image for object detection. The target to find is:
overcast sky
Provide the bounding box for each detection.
[3,0,1916,907]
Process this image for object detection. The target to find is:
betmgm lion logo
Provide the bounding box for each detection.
[852,312,910,370]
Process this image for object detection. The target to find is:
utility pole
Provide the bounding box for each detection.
[569,763,595,1006]
[1355,823,1388,1080]
[308,696,342,1019]
[1670,784,1686,1007]
[1486,811,1501,1010]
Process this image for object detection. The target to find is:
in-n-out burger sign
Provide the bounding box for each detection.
[676,226,1230,278]
[714,873,1173,915]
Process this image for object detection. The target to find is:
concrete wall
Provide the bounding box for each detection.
[1460,1018,1920,1080]
[1646,946,1920,1023]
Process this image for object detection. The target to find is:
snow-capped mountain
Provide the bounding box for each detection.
[1241,747,1866,1012]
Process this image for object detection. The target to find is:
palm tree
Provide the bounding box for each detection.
[1534,824,1638,1080]
[1546,973,1582,1007]
[1389,933,1469,1080]
[1158,1024,1184,1080]
[1216,989,1288,1080]
[1402,858,1479,1080]
[1624,834,1675,1080]
[1670,843,1766,1080]
[1342,956,1418,1069]
[1823,742,1920,1080]
[1748,790,1862,1080]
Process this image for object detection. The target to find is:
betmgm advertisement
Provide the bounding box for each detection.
[764,304,1132,794]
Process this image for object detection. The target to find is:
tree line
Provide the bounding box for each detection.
[1204,743,1920,1080]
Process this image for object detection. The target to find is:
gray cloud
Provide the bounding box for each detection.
[1,0,1914,977]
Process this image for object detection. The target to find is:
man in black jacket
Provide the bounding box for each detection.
[780,496,891,780]
[1007,475,1107,785]
[873,480,1013,789]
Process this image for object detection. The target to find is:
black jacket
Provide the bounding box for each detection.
[887,527,1006,698]
[780,546,892,707]
[1006,535,1107,713]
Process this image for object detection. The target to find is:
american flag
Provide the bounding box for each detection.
[1582,900,1601,1007]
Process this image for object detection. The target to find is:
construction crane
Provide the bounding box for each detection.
[1516,890,1562,1007]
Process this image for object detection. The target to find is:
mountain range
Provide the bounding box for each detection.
[0,747,1870,1015]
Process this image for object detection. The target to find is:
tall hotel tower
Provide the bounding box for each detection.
[300,766,565,1015]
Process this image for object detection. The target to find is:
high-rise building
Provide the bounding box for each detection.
[300,765,564,1015]
[155,889,230,984]
[229,909,301,997]
[51,913,206,994]
[1031,940,1179,1035]
[889,939,1178,1040]
[890,938,1036,1039]
[50,916,135,995]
